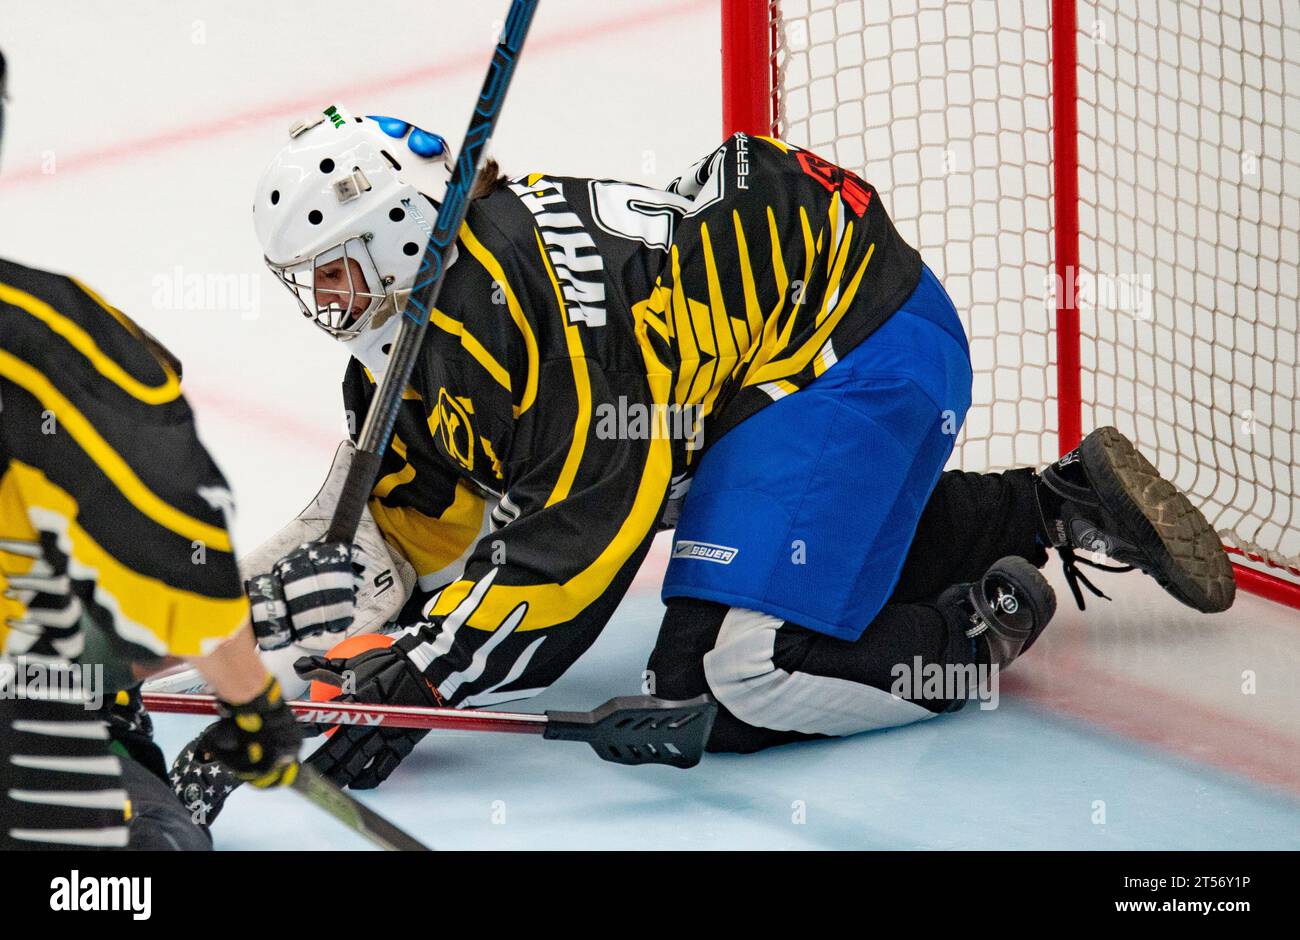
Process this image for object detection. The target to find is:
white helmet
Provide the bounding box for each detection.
[253,105,453,378]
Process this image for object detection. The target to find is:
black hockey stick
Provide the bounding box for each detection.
[144,693,719,769]
[541,695,718,769]
[323,0,539,545]
[291,763,432,851]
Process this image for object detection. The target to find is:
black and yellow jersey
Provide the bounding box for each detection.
[347,134,922,706]
[0,258,246,669]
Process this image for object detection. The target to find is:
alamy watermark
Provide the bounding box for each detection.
[890,657,1000,711]
[0,657,105,710]
[50,870,151,920]
[594,396,703,451]
[151,265,259,319]
[1045,266,1153,320]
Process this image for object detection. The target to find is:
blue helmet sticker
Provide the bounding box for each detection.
[366,114,448,159]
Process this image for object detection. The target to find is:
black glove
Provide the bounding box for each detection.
[197,676,303,788]
[168,678,301,832]
[102,685,168,783]
[246,540,362,651]
[170,734,244,831]
[294,631,441,790]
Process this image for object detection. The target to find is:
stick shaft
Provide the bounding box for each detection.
[325,0,539,542]
[142,691,547,734]
[291,763,432,851]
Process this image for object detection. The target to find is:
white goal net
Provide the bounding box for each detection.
[765,0,1300,588]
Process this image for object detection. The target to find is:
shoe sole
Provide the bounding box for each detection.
[1079,427,1236,613]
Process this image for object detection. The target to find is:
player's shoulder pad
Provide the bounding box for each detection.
[0,256,181,396]
[463,178,542,249]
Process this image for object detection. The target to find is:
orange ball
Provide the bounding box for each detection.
[309,632,395,703]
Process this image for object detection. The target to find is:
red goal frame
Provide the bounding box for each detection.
[720,0,1300,609]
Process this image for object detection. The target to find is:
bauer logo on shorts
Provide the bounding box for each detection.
[672,540,739,565]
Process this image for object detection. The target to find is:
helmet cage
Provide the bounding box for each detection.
[267,233,393,338]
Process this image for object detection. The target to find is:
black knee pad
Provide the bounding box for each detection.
[646,597,728,700]
[120,757,212,851]
[649,599,827,754]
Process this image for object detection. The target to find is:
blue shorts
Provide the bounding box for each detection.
[661,266,973,641]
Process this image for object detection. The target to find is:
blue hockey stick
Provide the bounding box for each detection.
[325,0,539,543]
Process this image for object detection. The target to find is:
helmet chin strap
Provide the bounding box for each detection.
[342,294,404,382]
[339,243,457,383]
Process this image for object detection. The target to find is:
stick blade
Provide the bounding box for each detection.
[542,695,717,768]
[291,764,432,851]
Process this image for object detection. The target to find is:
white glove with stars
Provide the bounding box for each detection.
[246,540,362,650]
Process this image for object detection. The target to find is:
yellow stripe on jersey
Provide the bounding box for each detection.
[755,135,790,153]
[429,363,673,635]
[368,482,486,583]
[667,248,697,406]
[0,494,41,652]
[817,195,852,326]
[0,349,232,551]
[533,230,592,508]
[480,435,503,480]
[0,281,180,405]
[699,223,741,372]
[72,278,151,343]
[731,209,765,348]
[638,287,671,345]
[667,246,722,412]
[429,458,672,632]
[372,433,417,499]
[0,461,247,657]
[747,242,875,387]
[427,306,513,397]
[360,366,423,400]
[459,223,539,418]
[743,207,818,386]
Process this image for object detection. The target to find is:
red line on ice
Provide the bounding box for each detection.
[0,0,714,190]
[1002,652,1300,798]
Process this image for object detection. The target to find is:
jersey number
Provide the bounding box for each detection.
[588,151,726,250]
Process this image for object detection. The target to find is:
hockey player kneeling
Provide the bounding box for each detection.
[226,106,1236,793]
[0,47,302,851]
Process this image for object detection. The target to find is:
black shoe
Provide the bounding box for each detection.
[1036,426,1236,613]
[939,556,1057,670]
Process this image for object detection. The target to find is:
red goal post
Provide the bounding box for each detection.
[721,0,1300,609]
